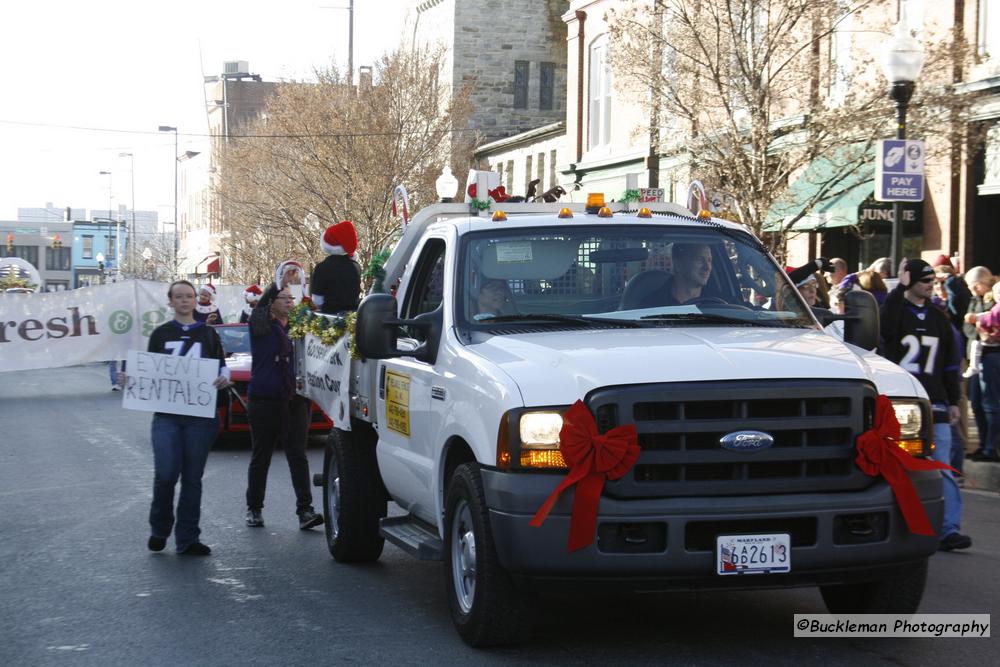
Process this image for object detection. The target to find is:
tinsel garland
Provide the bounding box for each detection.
[287,300,359,359]
[363,248,392,293]
[620,189,641,203]
[469,198,492,211]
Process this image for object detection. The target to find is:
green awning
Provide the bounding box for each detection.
[764,147,874,233]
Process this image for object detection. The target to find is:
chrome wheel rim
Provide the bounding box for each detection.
[450,499,476,615]
[326,455,340,540]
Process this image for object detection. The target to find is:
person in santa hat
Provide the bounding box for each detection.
[310,220,361,315]
[194,284,221,324]
[239,284,263,323]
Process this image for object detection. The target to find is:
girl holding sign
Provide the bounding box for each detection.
[143,280,231,555]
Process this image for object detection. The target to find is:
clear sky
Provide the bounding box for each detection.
[0,0,409,222]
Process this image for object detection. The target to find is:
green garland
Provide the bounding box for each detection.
[620,189,641,203]
[363,248,392,293]
[287,300,358,358]
[469,198,492,211]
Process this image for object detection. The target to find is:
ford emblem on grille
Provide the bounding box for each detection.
[719,430,774,452]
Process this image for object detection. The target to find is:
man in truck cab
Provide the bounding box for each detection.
[630,242,714,309]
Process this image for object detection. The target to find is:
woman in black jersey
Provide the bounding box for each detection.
[143,280,231,555]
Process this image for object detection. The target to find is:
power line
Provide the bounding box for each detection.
[0,118,480,140]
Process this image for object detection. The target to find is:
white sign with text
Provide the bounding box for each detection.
[122,349,219,418]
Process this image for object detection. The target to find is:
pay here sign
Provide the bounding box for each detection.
[875,139,925,202]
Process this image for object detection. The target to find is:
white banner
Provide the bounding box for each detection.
[121,350,219,418]
[300,333,353,431]
[0,280,265,373]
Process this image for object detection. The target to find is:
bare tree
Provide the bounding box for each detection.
[608,0,977,257]
[216,46,474,284]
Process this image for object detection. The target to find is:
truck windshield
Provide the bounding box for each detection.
[458,224,817,330]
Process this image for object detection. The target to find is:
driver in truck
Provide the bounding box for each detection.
[635,242,714,308]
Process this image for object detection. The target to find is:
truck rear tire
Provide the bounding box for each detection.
[324,426,386,563]
[444,463,534,647]
[819,559,928,614]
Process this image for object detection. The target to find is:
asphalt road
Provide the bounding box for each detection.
[1,365,996,665]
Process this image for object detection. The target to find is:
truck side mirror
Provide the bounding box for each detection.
[842,290,879,351]
[356,294,401,359]
[355,293,443,365]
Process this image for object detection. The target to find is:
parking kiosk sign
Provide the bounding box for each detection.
[875,139,925,202]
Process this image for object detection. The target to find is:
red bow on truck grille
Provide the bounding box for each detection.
[855,395,956,536]
[530,400,640,552]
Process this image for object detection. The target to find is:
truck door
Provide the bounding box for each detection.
[376,237,447,522]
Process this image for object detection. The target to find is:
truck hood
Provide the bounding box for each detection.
[467,327,922,407]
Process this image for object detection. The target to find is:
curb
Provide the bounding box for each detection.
[959,460,1000,493]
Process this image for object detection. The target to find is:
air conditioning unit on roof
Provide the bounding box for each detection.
[224,61,250,76]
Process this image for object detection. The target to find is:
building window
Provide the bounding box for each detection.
[524,154,533,194]
[45,280,69,292]
[506,160,514,190]
[827,10,853,106]
[514,60,529,109]
[539,62,555,110]
[46,247,72,271]
[588,40,612,150]
[536,152,545,191]
[83,235,93,259]
[0,245,39,266]
[979,0,1000,60]
[107,236,117,260]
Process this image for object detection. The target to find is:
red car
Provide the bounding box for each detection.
[212,323,332,434]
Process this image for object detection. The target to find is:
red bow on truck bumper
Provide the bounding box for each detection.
[530,400,640,552]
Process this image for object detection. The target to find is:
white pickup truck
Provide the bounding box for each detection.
[302,199,942,647]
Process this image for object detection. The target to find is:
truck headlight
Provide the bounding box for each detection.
[518,411,567,468]
[890,400,927,457]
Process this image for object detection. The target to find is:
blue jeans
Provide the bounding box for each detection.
[932,420,962,538]
[149,413,219,550]
[969,353,1000,455]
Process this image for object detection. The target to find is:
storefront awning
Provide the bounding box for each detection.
[764,148,874,233]
[177,254,200,276]
[197,255,220,275]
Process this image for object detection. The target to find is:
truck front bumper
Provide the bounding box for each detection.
[481,469,942,591]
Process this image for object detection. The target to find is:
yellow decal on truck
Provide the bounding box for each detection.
[385,370,411,437]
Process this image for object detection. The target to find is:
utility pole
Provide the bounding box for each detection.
[320,2,354,86]
[158,126,179,275]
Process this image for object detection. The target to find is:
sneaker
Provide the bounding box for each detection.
[962,368,980,379]
[178,542,212,556]
[970,450,999,462]
[938,532,972,551]
[966,449,985,460]
[298,510,324,530]
[246,509,264,527]
[111,385,121,391]
[147,535,166,552]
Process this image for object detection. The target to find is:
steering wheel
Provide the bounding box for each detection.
[686,296,753,311]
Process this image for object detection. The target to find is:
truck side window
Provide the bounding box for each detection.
[401,238,446,341]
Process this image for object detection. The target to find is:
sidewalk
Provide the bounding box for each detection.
[961,459,1000,492]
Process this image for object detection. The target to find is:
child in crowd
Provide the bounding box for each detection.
[963,281,1000,378]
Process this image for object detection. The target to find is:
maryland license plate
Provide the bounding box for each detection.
[716,534,790,575]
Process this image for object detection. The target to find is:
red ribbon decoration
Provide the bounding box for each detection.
[855,395,957,536]
[530,400,640,552]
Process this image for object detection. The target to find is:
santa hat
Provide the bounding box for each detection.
[198,284,216,297]
[321,220,358,256]
[243,284,262,303]
[274,260,304,289]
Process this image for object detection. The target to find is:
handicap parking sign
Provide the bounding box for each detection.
[875,139,925,202]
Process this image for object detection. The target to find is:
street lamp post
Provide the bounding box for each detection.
[158,126,179,275]
[880,23,925,276]
[98,170,118,273]
[119,152,135,274]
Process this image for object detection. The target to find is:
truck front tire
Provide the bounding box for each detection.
[819,559,928,614]
[324,427,386,563]
[444,463,534,647]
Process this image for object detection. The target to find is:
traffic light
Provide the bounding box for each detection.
[5,233,12,253]
[52,234,62,249]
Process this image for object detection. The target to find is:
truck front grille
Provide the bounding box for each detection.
[590,380,875,498]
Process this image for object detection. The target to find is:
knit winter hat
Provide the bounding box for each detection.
[320,220,358,256]
[903,258,935,283]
